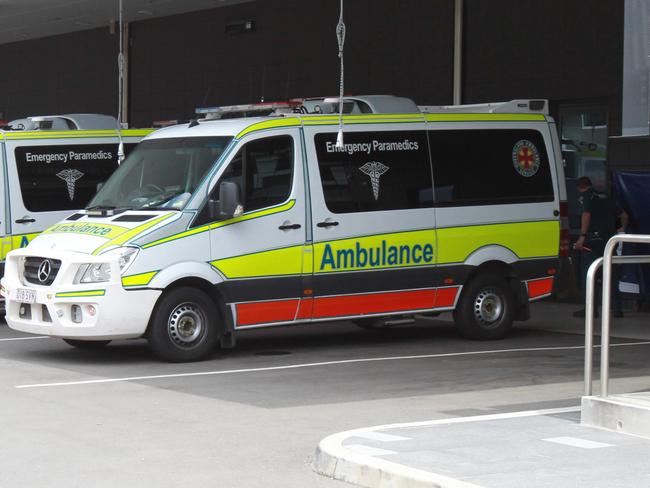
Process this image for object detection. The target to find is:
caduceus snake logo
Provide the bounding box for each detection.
[56,168,85,201]
[358,161,389,200]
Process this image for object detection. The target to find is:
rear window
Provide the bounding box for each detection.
[15,143,135,212]
[429,129,554,206]
[314,130,433,214]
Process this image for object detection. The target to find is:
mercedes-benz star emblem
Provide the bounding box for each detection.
[37,259,52,283]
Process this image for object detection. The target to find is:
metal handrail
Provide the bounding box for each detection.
[584,233,650,397]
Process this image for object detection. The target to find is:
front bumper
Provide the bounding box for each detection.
[1,249,161,340]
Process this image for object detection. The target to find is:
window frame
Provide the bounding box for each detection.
[313,129,435,215]
[429,128,555,208]
[192,133,296,227]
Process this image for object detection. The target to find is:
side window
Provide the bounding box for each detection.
[314,131,433,214]
[429,129,554,206]
[14,143,136,212]
[197,135,293,224]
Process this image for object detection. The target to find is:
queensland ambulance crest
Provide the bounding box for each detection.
[512,140,540,177]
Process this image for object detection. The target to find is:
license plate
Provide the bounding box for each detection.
[16,288,36,304]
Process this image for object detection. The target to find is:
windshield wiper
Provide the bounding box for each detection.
[139,206,181,211]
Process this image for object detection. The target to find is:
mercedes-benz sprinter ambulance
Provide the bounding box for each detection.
[1,98,568,362]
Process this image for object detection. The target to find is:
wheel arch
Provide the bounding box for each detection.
[145,266,233,338]
[462,253,529,322]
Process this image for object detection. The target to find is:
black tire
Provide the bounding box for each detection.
[63,339,111,349]
[453,272,515,340]
[147,287,220,362]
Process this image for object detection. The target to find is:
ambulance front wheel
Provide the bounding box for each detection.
[148,286,220,362]
[453,272,515,340]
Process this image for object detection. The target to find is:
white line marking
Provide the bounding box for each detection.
[542,436,614,449]
[0,336,48,342]
[345,444,398,456]
[15,341,650,389]
[353,431,411,442]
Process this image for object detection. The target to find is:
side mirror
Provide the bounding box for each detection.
[217,180,242,220]
[96,182,104,192]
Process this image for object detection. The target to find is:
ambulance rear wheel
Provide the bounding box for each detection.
[148,287,220,362]
[453,273,515,340]
[63,339,111,349]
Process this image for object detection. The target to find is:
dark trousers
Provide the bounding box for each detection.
[579,237,623,312]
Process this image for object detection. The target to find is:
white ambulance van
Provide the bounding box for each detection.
[0,115,151,277]
[1,98,568,362]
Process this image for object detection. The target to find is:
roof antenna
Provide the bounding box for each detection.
[335,0,346,149]
[116,0,125,164]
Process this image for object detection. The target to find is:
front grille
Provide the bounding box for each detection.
[23,257,62,286]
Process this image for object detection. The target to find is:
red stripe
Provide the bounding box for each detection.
[434,287,459,307]
[236,299,299,326]
[527,277,554,299]
[235,287,461,325]
[296,298,313,319]
[312,289,438,319]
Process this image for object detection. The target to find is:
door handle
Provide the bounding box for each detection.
[15,217,35,224]
[317,220,339,228]
[278,223,301,230]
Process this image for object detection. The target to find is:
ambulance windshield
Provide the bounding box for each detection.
[88,136,232,210]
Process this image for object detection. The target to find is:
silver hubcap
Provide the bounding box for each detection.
[168,302,205,346]
[473,288,504,327]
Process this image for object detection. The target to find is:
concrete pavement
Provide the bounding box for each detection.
[315,407,650,488]
[314,302,650,488]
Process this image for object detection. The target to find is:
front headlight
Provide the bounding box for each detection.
[75,263,111,284]
[73,247,139,284]
[108,247,139,273]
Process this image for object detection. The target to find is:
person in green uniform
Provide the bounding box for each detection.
[573,176,624,318]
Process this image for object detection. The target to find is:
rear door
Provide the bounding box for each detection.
[428,122,560,299]
[303,122,440,321]
[4,136,126,251]
[0,140,9,267]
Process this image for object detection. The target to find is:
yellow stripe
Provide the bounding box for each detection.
[424,113,546,122]
[44,222,129,240]
[92,212,175,255]
[210,245,304,278]
[0,129,153,140]
[55,290,105,298]
[236,118,301,139]
[142,200,296,249]
[0,232,40,260]
[302,245,314,274]
[437,221,559,263]
[121,271,158,287]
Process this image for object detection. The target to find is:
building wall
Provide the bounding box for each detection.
[0,0,624,131]
[128,0,455,127]
[0,28,118,120]
[464,0,624,133]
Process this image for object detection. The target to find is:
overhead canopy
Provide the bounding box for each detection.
[0,0,252,45]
